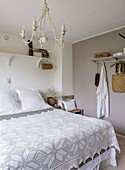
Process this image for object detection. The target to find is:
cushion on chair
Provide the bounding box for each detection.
[62,99,76,111]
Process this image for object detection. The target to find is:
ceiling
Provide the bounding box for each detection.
[0,0,125,44]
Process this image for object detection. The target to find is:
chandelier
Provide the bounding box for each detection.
[20,0,66,51]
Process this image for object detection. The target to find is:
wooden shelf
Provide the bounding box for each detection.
[91,55,125,63]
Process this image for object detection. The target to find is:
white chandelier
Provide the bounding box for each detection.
[20,0,66,51]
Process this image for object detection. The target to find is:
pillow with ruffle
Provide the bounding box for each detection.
[0,89,21,115]
[16,89,52,111]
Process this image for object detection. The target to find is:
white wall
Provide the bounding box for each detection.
[0,52,56,91]
[62,43,73,95]
[54,47,63,92]
[0,33,73,95]
[0,33,28,55]
[54,43,73,95]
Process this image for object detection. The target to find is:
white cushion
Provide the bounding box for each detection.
[62,99,76,111]
[16,89,51,111]
[0,89,21,115]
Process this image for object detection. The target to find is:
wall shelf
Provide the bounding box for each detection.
[0,52,49,68]
[91,54,125,63]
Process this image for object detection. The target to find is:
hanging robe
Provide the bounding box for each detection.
[96,62,110,118]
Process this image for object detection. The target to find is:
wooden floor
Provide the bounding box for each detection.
[103,135,125,170]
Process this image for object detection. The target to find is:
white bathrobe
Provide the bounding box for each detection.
[96,63,110,118]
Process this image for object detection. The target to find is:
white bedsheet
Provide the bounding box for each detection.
[0,109,120,170]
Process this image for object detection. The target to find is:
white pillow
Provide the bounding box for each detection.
[16,89,51,111]
[62,99,76,111]
[0,89,21,115]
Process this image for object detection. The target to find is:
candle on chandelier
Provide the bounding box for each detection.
[21,27,25,38]
[62,24,65,31]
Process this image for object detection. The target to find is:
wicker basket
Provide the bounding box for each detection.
[112,74,125,93]
[41,63,53,70]
[94,52,111,58]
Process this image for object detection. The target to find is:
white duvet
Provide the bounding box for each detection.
[0,109,120,170]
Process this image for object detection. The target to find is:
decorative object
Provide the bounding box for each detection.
[112,62,125,93]
[112,74,125,93]
[28,40,34,56]
[41,63,53,70]
[113,52,123,56]
[44,88,60,100]
[94,52,111,58]
[34,49,50,58]
[115,62,125,74]
[47,97,57,106]
[20,0,66,51]
[94,63,100,87]
[95,73,100,87]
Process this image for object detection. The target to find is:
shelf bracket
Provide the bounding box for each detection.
[112,57,119,62]
[7,54,13,66]
[37,58,43,68]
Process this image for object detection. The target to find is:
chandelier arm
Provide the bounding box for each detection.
[33,29,41,40]
[47,12,59,40]
[37,14,44,24]
[22,31,35,47]
[43,15,46,36]
[39,14,46,37]
[47,12,65,44]
[37,0,47,25]
[37,14,46,37]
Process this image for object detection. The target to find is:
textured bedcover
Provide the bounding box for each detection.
[0,109,120,170]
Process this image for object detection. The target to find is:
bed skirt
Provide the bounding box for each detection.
[79,147,117,170]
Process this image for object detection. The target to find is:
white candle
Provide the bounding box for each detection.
[33,20,36,26]
[21,27,25,38]
[62,24,65,31]
[32,19,37,31]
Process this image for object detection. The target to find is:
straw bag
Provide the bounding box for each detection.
[112,74,125,93]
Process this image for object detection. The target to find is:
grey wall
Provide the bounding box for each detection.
[73,28,125,136]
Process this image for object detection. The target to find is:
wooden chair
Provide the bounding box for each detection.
[62,95,84,115]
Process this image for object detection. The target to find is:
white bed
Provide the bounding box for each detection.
[0,89,120,170]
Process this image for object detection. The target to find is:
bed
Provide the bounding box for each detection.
[0,89,120,170]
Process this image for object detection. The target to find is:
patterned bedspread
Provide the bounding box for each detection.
[0,109,120,170]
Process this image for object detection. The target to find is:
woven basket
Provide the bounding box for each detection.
[112,74,125,93]
[94,52,111,58]
[41,63,53,70]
